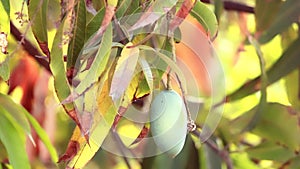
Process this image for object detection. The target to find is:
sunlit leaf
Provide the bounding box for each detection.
[117,119,144,147]
[67,0,86,69]
[227,37,300,101]
[28,0,50,56]
[110,42,139,102]
[50,19,73,105]
[258,0,300,44]
[75,23,112,94]
[65,81,117,168]
[49,18,79,129]
[129,0,178,31]
[0,0,10,34]
[190,1,218,40]
[285,70,300,111]
[0,107,30,169]
[0,0,10,81]
[231,153,261,169]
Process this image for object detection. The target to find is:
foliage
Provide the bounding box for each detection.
[0,0,299,169]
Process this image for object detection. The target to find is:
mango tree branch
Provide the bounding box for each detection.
[200,0,254,13]
[10,21,51,73]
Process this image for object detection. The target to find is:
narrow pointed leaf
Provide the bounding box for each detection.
[67,0,86,69]
[190,1,218,40]
[66,81,117,168]
[115,0,132,18]
[75,23,112,94]
[86,7,105,40]
[258,0,300,44]
[0,94,58,163]
[254,0,282,33]
[0,94,31,135]
[252,103,300,150]
[227,37,300,101]
[24,111,58,163]
[28,0,50,56]
[129,0,178,31]
[139,57,153,93]
[50,19,75,113]
[110,42,139,102]
[0,107,30,169]
[246,141,295,162]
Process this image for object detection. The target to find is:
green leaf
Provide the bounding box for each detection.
[0,0,10,34]
[255,0,282,33]
[139,56,154,93]
[0,94,31,135]
[86,7,105,40]
[0,94,58,163]
[50,19,73,110]
[67,0,87,69]
[252,103,300,150]
[190,1,218,40]
[214,0,223,22]
[227,37,300,101]
[139,45,187,92]
[0,59,9,81]
[115,0,132,18]
[75,23,112,94]
[285,69,300,111]
[231,152,261,169]
[285,156,300,169]
[129,0,178,31]
[28,0,50,56]
[24,111,58,163]
[0,107,30,169]
[246,141,296,162]
[258,0,300,44]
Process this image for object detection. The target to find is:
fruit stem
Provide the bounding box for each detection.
[175,74,196,132]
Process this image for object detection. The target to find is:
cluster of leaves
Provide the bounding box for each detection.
[0,0,300,168]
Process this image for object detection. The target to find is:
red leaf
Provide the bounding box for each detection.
[58,140,80,163]
[131,125,149,145]
[170,0,196,31]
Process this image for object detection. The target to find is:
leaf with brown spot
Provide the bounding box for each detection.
[28,0,50,57]
[129,0,179,31]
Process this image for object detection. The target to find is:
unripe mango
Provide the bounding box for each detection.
[150,90,187,157]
